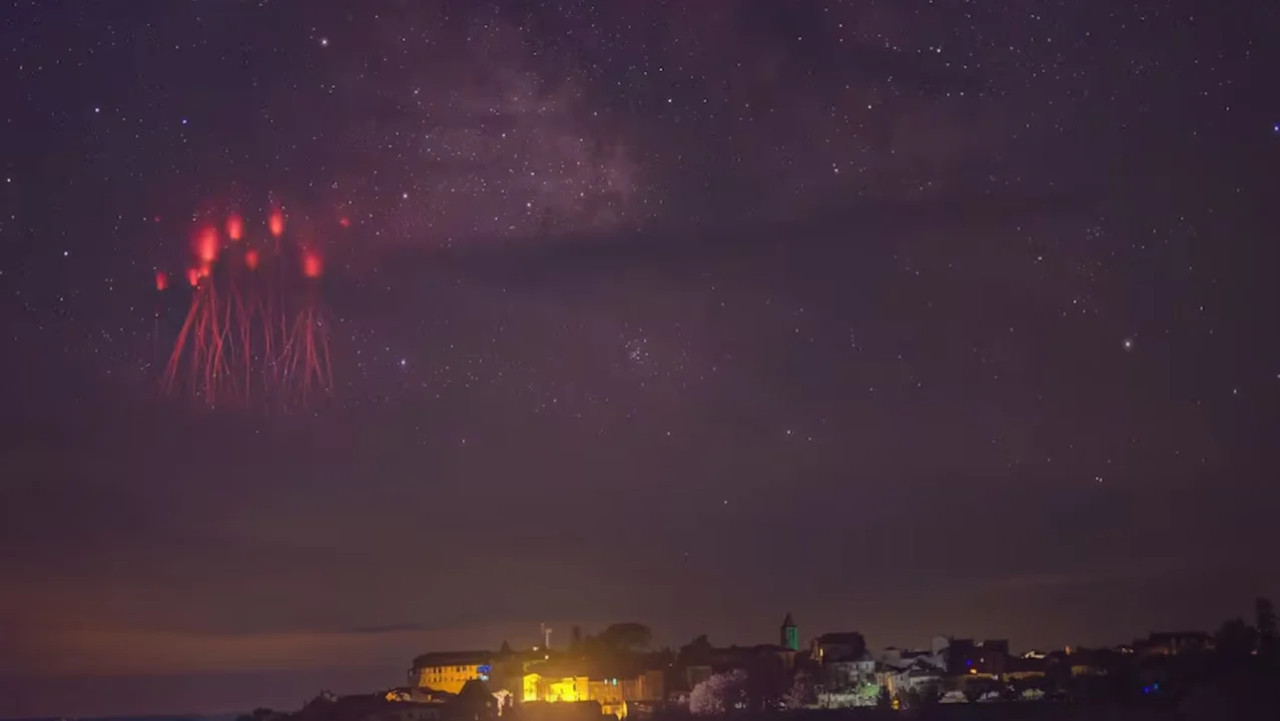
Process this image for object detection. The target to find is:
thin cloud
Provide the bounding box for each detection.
[348,623,427,635]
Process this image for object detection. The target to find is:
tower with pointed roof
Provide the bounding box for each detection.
[780,612,799,651]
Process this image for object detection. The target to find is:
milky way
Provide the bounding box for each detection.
[328,12,645,246]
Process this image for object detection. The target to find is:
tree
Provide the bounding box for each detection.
[651,646,677,667]
[235,708,279,721]
[783,669,818,709]
[1256,597,1276,651]
[1255,598,1279,667]
[570,625,583,652]
[680,634,714,665]
[458,679,498,720]
[963,684,984,704]
[599,622,653,651]
[1215,617,1258,661]
[899,682,941,710]
[690,669,749,715]
[828,632,867,661]
[855,682,883,706]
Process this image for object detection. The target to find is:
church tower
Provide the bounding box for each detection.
[780,612,799,651]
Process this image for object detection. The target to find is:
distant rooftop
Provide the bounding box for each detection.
[412,650,493,667]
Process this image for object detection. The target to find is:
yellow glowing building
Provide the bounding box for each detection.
[587,678,631,718]
[411,651,494,694]
[523,672,590,704]
[520,671,659,719]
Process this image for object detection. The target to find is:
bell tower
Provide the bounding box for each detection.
[780,612,799,651]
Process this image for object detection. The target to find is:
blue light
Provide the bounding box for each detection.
[478,665,492,674]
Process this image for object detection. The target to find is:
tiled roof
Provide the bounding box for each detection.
[412,650,493,668]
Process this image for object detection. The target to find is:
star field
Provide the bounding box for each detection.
[2,1,1280,717]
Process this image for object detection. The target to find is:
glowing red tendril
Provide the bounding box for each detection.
[161,196,334,410]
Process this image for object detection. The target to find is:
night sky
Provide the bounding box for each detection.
[3,0,1280,716]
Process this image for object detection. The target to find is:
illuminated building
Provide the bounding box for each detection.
[587,675,658,718]
[519,665,663,718]
[523,672,589,703]
[877,657,945,700]
[411,651,494,694]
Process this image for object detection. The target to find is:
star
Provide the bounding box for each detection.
[1122,337,1134,351]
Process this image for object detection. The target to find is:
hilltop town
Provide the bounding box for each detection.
[250,598,1279,721]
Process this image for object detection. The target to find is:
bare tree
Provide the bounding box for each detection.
[784,669,818,709]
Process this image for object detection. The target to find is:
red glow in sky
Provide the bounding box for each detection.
[302,250,323,278]
[186,267,200,287]
[195,227,220,264]
[155,270,169,291]
[269,210,285,238]
[226,214,244,242]
[244,248,260,271]
[338,216,351,229]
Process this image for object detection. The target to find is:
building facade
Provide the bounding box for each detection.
[521,669,658,718]
[411,651,495,694]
